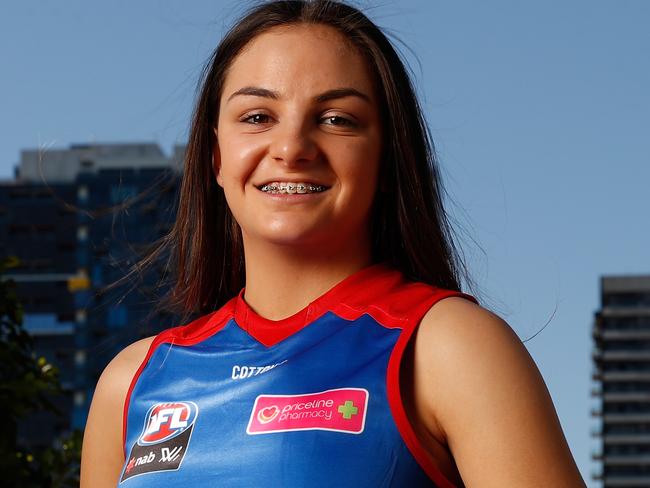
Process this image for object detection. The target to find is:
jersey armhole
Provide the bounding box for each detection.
[121,337,164,457]
[386,291,477,488]
[120,308,236,456]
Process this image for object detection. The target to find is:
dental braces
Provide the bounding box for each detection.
[260,183,326,193]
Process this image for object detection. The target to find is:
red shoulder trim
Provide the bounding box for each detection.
[386,288,478,488]
[121,299,237,455]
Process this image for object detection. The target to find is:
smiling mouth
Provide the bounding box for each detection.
[258,182,329,194]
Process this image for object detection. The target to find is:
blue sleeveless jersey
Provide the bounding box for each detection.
[119,264,476,487]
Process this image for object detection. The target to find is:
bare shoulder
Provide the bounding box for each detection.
[416,297,528,397]
[104,336,156,382]
[91,336,155,413]
[410,297,585,487]
[80,336,155,488]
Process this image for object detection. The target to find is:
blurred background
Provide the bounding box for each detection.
[1,1,648,486]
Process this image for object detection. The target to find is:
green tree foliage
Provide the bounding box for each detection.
[0,257,82,487]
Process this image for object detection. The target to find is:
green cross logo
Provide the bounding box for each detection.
[337,400,358,420]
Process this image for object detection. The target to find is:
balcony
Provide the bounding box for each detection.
[598,372,650,382]
[602,392,650,402]
[604,414,650,423]
[594,351,650,361]
[603,434,650,444]
[600,306,650,317]
[603,455,650,466]
[596,330,650,340]
[602,476,650,486]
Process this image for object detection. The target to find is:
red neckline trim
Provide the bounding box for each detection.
[233,263,391,347]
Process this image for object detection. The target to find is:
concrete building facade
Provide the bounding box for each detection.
[593,275,650,487]
[0,142,182,447]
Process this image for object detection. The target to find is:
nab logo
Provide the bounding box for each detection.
[139,402,198,445]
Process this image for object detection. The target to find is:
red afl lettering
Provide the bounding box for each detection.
[140,402,198,445]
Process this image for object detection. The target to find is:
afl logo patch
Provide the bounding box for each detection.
[140,402,198,445]
[120,402,199,483]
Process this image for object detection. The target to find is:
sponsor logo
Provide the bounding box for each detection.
[140,402,197,444]
[120,401,198,483]
[257,405,280,424]
[231,360,287,380]
[247,388,368,435]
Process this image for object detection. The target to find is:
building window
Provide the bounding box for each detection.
[110,184,137,204]
[75,309,87,324]
[75,350,86,366]
[77,226,88,242]
[57,242,75,252]
[9,224,30,235]
[74,391,86,406]
[107,305,128,329]
[77,185,89,203]
[9,189,29,200]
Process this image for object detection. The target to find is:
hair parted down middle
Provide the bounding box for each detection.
[147,0,470,317]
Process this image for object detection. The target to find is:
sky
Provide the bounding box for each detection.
[2,0,649,483]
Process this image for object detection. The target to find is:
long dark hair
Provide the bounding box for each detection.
[159,0,471,316]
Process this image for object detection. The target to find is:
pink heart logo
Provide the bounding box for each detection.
[258,405,279,424]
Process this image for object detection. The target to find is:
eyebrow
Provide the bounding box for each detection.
[315,88,371,104]
[227,86,280,102]
[226,86,371,104]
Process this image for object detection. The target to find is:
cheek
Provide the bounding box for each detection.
[217,132,269,187]
[353,139,382,211]
[333,157,381,219]
[340,138,382,186]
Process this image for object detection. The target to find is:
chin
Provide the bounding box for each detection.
[259,226,329,248]
[241,213,367,252]
[242,215,337,248]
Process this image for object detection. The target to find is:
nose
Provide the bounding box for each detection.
[268,121,318,166]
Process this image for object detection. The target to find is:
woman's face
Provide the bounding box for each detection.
[215,24,382,253]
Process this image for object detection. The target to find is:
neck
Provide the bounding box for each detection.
[241,235,373,321]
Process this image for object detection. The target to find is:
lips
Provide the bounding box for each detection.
[256,179,329,187]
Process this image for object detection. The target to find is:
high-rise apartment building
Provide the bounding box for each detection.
[593,275,650,487]
[0,143,182,447]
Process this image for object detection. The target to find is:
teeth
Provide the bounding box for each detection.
[259,182,326,194]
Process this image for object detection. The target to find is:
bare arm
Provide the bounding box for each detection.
[411,297,585,487]
[80,337,154,488]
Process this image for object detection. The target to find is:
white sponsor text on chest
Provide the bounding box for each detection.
[231,360,287,380]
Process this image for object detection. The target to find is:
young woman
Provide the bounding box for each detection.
[81,1,586,486]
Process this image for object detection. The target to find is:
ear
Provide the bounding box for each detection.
[212,127,223,187]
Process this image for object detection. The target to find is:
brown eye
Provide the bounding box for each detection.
[321,115,355,127]
[242,113,271,124]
